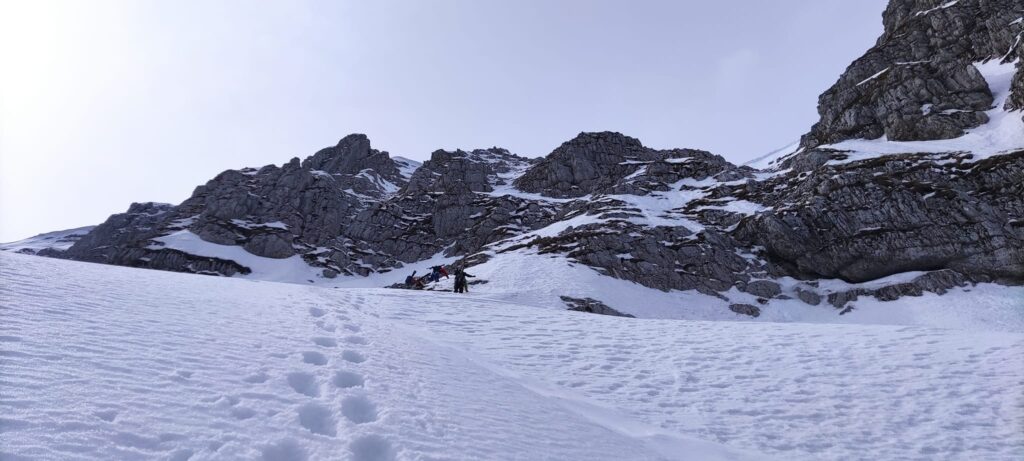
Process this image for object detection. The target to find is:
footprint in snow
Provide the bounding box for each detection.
[244,371,270,384]
[308,307,326,318]
[261,438,307,461]
[297,402,336,437]
[333,370,365,388]
[314,320,336,332]
[344,336,369,345]
[312,337,337,348]
[302,351,328,366]
[344,324,361,333]
[286,371,320,397]
[349,434,396,461]
[341,395,379,424]
[342,350,367,364]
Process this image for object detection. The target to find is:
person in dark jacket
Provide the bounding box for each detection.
[453,268,475,293]
[430,265,449,280]
[405,271,417,287]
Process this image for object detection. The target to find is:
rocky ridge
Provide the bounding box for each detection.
[12,0,1024,317]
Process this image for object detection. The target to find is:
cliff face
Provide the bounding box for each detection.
[736,0,1024,286]
[799,0,1023,150]
[28,0,1024,315]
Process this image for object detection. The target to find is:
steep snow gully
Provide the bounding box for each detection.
[2,253,1022,460]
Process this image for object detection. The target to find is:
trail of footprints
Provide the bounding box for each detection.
[258,304,395,461]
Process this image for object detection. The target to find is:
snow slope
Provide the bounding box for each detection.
[0,226,95,254]
[137,219,1024,330]
[2,253,1022,460]
[413,249,1024,332]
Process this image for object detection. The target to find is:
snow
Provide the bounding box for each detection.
[390,156,422,180]
[482,186,586,203]
[605,181,710,230]
[310,169,334,180]
[0,226,95,253]
[618,160,654,165]
[126,215,1023,335]
[447,246,1024,332]
[696,198,770,215]
[822,60,1024,163]
[913,0,959,17]
[855,67,890,86]
[1006,32,1022,61]
[742,141,800,170]
[624,165,649,180]
[149,230,323,283]
[663,157,692,164]
[3,252,1023,460]
[230,219,289,230]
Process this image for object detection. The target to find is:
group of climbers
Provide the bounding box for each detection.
[403,264,474,293]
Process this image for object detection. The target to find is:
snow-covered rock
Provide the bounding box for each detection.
[0,225,94,255]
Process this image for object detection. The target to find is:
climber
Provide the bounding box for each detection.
[429,265,449,281]
[403,270,423,288]
[453,267,475,293]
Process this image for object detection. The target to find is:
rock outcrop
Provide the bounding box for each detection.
[734,151,1024,283]
[561,296,636,318]
[799,0,1023,151]
[515,132,699,198]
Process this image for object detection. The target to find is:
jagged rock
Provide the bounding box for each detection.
[62,136,414,278]
[796,0,1024,153]
[560,296,635,318]
[61,202,175,263]
[827,269,974,308]
[729,304,761,318]
[243,233,295,259]
[1007,53,1024,112]
[791,0,1024,163]
[514,132,713,198]
[302,134,403,181]
[874,269,972,300]
[807,61,992,146]
[794,287,822,306]
[827,289,873,309]
[405,148,530,194]
[735,151,1024,283]
[742,280,782,299]
[344,148,556,269]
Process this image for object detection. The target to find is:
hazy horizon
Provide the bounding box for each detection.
[0,0,888,241]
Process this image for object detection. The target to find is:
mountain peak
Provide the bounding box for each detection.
[301,133,400,179]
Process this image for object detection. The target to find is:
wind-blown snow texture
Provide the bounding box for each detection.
[2,253,1023,460]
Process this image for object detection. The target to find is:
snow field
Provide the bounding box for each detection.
[1,252,1022,460]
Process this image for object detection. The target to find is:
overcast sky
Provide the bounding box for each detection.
[0,0,888,241]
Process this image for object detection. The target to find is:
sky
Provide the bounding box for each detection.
[0,0,888,241]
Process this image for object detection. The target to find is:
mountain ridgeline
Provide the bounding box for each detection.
[18,0,1024,315]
